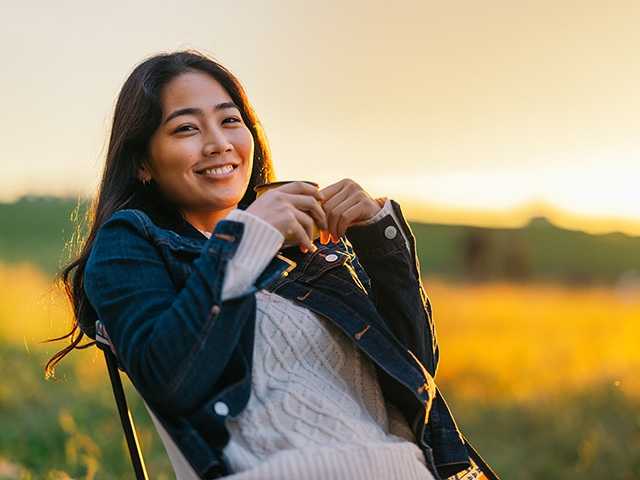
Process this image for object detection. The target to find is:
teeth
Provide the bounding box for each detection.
[202,165,234,175]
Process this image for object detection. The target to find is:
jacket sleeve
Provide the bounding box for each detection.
[83,211,281,414]
[345,199,439,375]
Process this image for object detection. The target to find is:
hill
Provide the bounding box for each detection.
[1,196,638,283]
[412,215,640,283]
[0,196,88,274]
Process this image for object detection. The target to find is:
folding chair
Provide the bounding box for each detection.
[96,326,149,480]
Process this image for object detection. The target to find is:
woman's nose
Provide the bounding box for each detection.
[203,130,233,156]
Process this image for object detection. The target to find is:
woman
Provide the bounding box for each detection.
[47,51,489,480]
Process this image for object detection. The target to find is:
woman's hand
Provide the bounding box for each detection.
[319,178,383,243]
[246,181,328,253]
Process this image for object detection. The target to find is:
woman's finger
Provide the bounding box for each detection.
[290,222,311,252]
[276,181,324,203]
[323,188,351,240]
[322,184,350,212]
[288,194,328,231]
[331,193,362,239]
[337,199,366,238]
[291,209,316,253]
[319,178,352,204]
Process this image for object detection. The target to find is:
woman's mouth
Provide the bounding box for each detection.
[195,164,238,179]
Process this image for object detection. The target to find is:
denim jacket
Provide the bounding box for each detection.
[84,200,484,479]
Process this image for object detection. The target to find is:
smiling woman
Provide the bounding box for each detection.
[45,50,276,406]
[46,50,498,480]
[140,73,255,232]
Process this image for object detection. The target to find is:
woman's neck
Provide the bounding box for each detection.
[182,205,238,235]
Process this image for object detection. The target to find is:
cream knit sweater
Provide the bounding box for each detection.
[146,200,435,480]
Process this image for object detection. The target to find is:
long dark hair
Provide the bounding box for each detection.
[45,50,275,377]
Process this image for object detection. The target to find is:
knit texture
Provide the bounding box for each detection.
[218,208,285,300]
[222,290,434,479]
[151,201,432,479]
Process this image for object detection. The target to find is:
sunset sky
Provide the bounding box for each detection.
[2,2,639,234]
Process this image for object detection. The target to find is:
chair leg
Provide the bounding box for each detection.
[103,350,149,480]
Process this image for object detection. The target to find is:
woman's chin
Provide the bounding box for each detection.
[202,195,243,213]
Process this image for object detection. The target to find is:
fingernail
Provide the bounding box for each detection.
[310,245,317,253]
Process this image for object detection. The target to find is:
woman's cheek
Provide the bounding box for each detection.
[239,130,255,162]
[168,145,200,173]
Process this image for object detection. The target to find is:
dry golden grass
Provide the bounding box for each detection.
[0,263,71,345]
[1,262,638,401]
[427,278,640,402]
[2,263,639,478]
[0,263,104,386]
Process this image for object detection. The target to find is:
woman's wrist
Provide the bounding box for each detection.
[216,209,286,300]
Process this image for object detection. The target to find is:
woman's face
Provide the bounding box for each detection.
[144,71,254,222]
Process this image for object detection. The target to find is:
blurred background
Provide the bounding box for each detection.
[1,1,639,479]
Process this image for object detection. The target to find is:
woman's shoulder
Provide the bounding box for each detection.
[86,209,200,280]
[98,208,204,254]
[93,208,173,247]
[102,208,154,231]
[86,210,155,263]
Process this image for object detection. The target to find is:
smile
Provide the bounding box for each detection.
[195,164,238,179]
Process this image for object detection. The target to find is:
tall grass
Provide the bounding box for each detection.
[0,263,638,478]
[429,280,640,400]
[426,279,640,479]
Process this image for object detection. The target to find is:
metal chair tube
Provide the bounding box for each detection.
[103,349,149,480]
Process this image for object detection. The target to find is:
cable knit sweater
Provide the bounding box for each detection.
[145,200,435,480]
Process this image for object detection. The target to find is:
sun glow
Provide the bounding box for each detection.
[357,163,640,236]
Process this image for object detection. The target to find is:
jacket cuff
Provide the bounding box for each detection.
[220,209,284,300]
[346,198,410,256]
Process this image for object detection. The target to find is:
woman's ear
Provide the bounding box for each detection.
[137,164,152,184]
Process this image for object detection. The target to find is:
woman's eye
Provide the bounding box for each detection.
[223,117,242,125]
[175,125,197,133]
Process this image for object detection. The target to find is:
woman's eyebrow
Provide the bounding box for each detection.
[163,102,239,125]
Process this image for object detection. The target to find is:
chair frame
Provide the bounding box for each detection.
[96,336,498,480]
[100,345,149,480]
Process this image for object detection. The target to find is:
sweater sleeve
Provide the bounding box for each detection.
[220,209,285,300]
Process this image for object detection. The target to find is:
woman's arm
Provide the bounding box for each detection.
[345,199,439,375]
[84,210,283,414]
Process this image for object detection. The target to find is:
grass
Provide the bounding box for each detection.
[0,197,88,275]
[429,279,640,479]
[2,195,640,283]
[1,344,172,480]
[0,263,639,478]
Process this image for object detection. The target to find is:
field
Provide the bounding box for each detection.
[4,196,640,284]
[0,263,638,479]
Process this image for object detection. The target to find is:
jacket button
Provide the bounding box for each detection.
[384,225,397,239]
[325,254,338,262]
[214,401,229,416]
[210,305,221,316]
